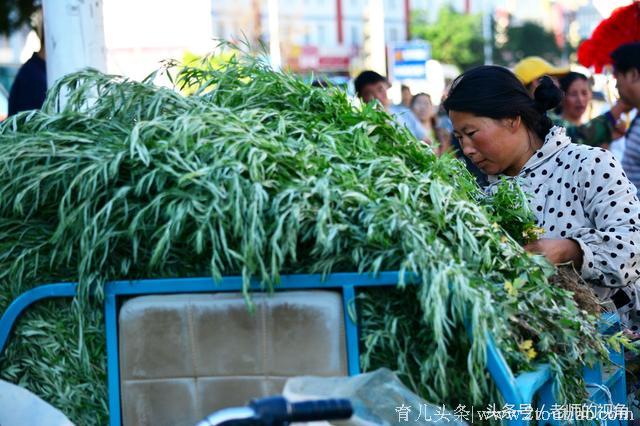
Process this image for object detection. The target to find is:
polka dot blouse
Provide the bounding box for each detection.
[486,126,640,329]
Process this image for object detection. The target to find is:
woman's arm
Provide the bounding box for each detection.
[567,148,640,288]
[557,100,633,147]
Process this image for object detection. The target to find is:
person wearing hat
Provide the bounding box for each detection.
[513,56,570,94]
[513,56,631,148]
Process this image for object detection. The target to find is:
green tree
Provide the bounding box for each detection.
[494,21,562,66]
[411,6,485,71]
[179,50,237,95]
[0,0,39,36]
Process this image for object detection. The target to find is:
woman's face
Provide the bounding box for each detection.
[562,78,592,123]
[411,95,434,122]
[449,111,531,176]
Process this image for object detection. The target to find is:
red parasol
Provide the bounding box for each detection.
[577,1,640,73]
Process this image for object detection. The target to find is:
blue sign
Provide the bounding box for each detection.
[390,41,431,81]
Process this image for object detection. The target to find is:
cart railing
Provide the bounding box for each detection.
[0,272,627,426]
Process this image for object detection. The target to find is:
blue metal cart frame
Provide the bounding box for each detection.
[0,272,628,425]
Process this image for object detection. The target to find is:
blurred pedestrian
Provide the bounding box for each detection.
[611,39,640,426]
[8,10,47,116]
[513,56,569,94]
[354,70,429,144]
[410,93,453,156]
[613,43,640,195]
[513,57,630,147]
[557,72,592,125]
[410,93,438,145]
[400,84,412,108]
[549,71,630,148]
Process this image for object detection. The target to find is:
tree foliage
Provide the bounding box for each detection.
[411,6,485,71]
[0,0,39,36]
[411,7,566,70]
[494,21,562,65]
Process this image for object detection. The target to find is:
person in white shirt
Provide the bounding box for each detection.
[354,70,430,144]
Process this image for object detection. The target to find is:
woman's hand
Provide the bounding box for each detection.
[524,238,583,268]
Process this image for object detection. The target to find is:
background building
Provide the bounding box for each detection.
[212,0,412,75]
[0,0,634,90]
[103,0,213,81]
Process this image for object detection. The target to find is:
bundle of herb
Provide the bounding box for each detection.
[0,45,608,423]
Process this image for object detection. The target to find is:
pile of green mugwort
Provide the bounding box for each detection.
[0,46,608,424]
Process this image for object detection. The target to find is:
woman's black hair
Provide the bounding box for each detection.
[558,71,589,94]
[443,65,562,141]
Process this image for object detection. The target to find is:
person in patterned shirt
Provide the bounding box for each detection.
[354,70,430,144]
[443,65,640,332]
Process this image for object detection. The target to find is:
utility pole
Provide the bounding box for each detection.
[336,0,344,45]
[482,0,493,65]
[253,0,263,46]
[42,0,107,88]
[363,0,386,75]
[267,0,282,70]
[404,0,411,40]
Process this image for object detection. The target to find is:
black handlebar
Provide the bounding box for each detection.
[287,398,353,422]
[196,396,353,426]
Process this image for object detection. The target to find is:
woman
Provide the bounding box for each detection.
[411,93,451,156]
[558,72,592,125]
[410,93,437,140]
[551,71,630,148]
[443,65,640,331]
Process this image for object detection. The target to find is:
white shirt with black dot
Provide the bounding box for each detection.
[486,126,640,330]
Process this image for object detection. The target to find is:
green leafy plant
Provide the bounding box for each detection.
[481,178,544,245]
[0,43,608,423]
